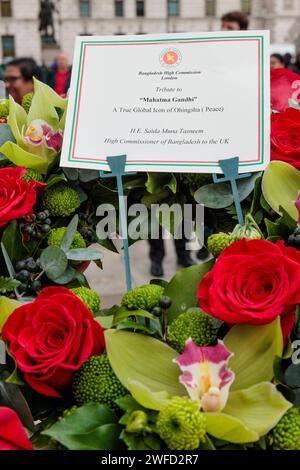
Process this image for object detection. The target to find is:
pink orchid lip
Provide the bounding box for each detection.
[174,338,233,367]
[174,338,235,412]
[22,120,63,152]
[45,129,63,152]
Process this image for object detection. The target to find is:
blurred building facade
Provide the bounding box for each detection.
[0,0,300,63]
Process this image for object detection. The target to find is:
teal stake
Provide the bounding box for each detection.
[213,157,251,226]
[100,155,136,292]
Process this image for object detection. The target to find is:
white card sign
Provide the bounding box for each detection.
[60,31,270,173]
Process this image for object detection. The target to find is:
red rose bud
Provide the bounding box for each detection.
[2,287,105,397]
[0,118,7,123]
[271,107,300,169]
[198,239,300,342]
[0,167,44,228]
[0,407,32,450]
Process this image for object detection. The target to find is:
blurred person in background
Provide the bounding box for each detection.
[221,11,249,31]
[293,50,300,75]
[283,53,293,69]
[47,52,71,96]
[270,53,285,70]
[4,57,41,104]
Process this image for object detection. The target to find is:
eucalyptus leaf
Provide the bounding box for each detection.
[164,260,214,323]
[53,266,76,285]
[60,215,79,252]
[62,167,79,181]
[78,169,100,182]
[194,172,261,209]
[76,186,88,203]
[66,248,102,261]
[40,246,68,280]
[284,364,300,389]
[0,123,16,147]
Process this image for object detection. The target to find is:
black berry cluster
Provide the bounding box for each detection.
[15,258,42,294]
[78,213,98,244]
[20,210,52,241]
[287,227,300,250]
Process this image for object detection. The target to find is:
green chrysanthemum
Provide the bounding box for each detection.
[207,233,235,257]
[23,168,44,183]
[121,284,164,311]
[267,408,300,450]
[156,397,206,450]
[21,92,34,113]
[0,99,9,120]
[44,184,80,217]
[179,173,212,193]
[72,354,127,411]
[47,227,86,249]
[168,310,217,353]
[71,287,101,315]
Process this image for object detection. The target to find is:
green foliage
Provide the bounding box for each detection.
[39,246,68,281]
[21,92,34,113]
[207,233,234,257]
[167,310,217,353]
[164,260,214,324]
[121,284,164,311]
[156,397,207,450]
[117,395,161,450]
[0,99,9,119]
[71,287,101,315]
[178,173,212,193]
[194,172,261,209]
[0,276,20,294]
[48,227,86,250]
[44,184,80,217]
[23,168,44,183]
[43,403,122,450]
[267,408,300,450]
[72,354,128,410]
[262,161,300,221]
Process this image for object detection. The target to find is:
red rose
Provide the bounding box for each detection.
[0,166,43,228]
[198,239,300,340]
[271,107,300,169]
[271,68,300,113]
[0,407,32,450]
[2,287,105,397]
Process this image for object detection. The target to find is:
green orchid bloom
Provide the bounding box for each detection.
[105,317,292,444]
[0,79,67,174]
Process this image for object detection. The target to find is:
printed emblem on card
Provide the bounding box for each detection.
[159,48,182,67]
